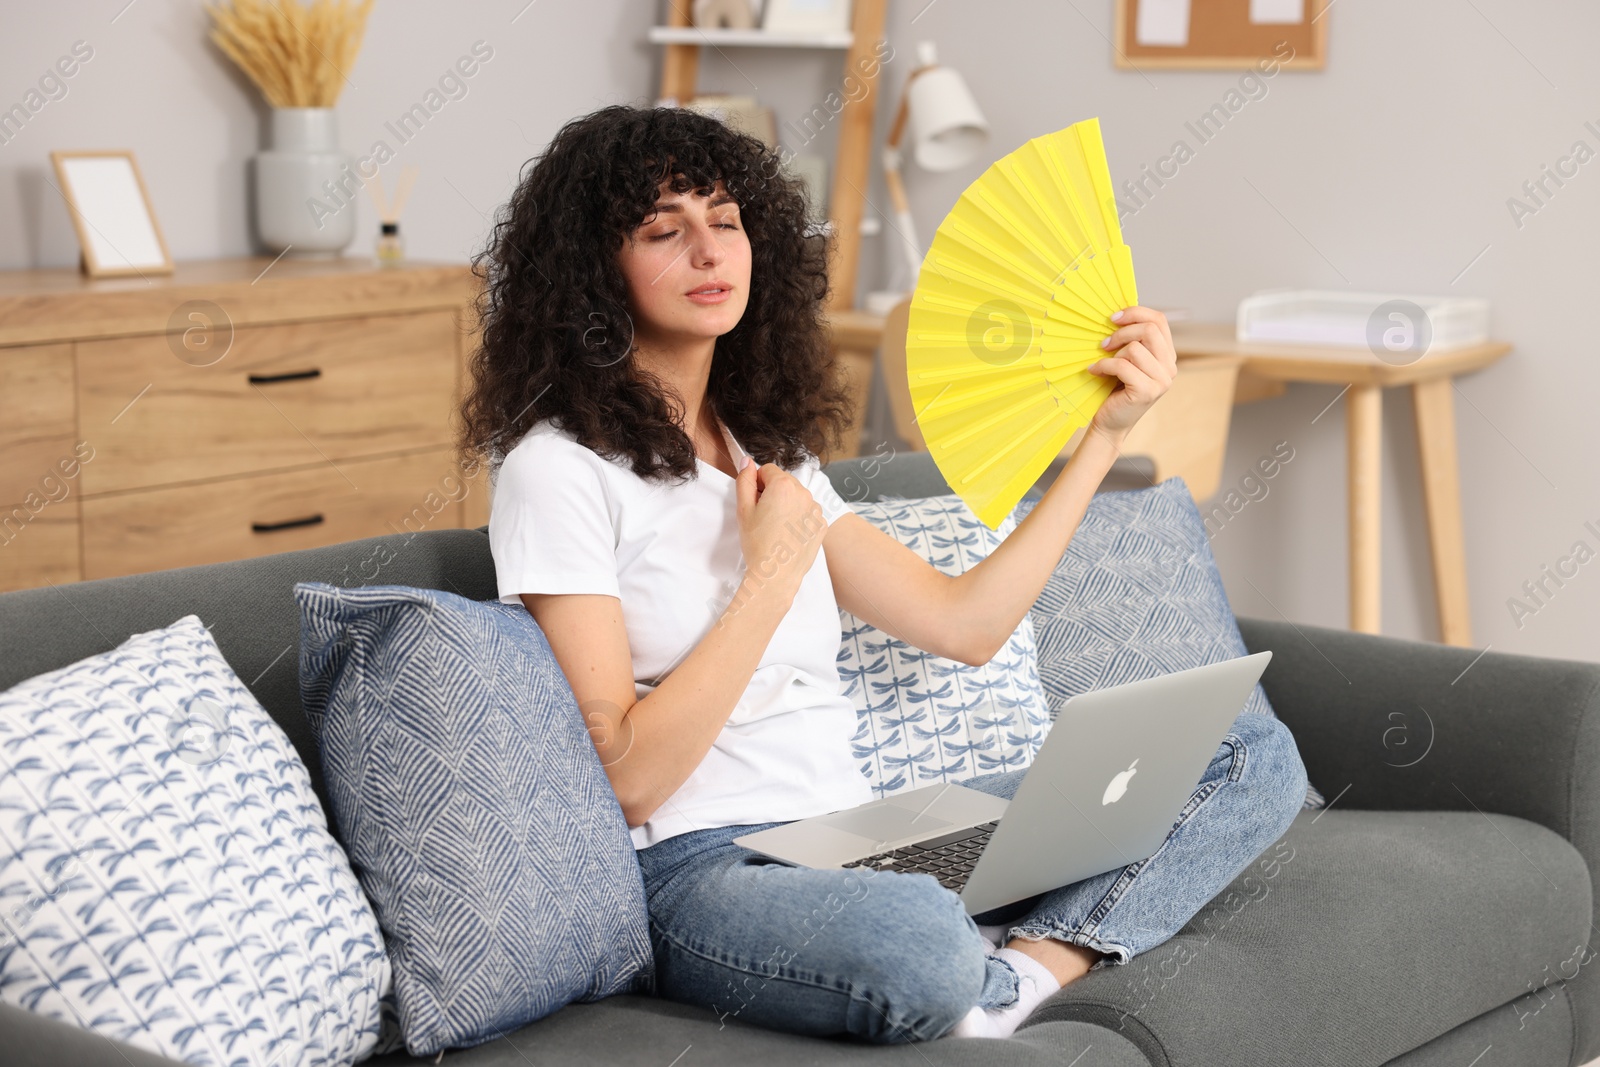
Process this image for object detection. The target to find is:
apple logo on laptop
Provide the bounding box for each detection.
[1102,758,1139,805]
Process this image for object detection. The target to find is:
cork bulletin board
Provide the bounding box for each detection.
[1114,0,1329,70]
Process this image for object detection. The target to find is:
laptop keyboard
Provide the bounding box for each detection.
[840,821,1001,892]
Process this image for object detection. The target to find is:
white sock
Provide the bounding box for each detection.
[944,946,1062,1040]
[976,922,1008,953]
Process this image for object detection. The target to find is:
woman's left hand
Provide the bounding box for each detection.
[1085,305,1178,447]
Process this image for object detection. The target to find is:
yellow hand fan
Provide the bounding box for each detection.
[905,116,1138,529]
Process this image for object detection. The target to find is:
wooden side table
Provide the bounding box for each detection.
[1171,322,1513,647]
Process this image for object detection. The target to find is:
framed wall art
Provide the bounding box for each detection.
[1114,0,1328,70]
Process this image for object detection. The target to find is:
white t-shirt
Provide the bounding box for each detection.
[488,416,874,849]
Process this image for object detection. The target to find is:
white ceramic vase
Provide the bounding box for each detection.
[254,108,355,257]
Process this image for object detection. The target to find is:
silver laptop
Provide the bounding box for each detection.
[733,651,1273,916]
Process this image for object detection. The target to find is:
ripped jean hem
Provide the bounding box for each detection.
[1004,927,1132,972]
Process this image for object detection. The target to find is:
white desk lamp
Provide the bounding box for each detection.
[867,40,990,315]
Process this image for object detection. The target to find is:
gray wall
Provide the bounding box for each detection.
[3,1,1595,662]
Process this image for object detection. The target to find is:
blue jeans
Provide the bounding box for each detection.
[634,709,1308,1043]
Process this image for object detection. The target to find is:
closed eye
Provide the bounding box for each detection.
[649,223,740,241]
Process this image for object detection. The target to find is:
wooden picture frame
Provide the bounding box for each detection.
[49,149,174,277]
[1113,0,1328,71]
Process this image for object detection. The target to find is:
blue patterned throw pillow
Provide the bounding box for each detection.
[1014,478,1325,809]
[293,583,654,1057]
[0,614,391,1066]
[838,494,1052,797]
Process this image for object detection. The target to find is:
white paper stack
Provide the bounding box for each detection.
[1236,289,1490,350]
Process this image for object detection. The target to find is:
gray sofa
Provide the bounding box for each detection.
[2,449,1597,1067]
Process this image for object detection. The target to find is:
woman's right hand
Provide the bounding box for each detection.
[734,455,826,597]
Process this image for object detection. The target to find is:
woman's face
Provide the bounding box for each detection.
[617,177,751,352]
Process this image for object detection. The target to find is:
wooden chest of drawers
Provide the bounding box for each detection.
[0,257,488,593]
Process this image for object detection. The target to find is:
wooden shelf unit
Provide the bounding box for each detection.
[651,1,892,458]
[646,26,855,48]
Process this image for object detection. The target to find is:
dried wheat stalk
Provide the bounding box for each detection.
[205,0,375,108]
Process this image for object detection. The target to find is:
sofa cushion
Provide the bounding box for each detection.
[1026,807,1592,1066]
[0,613,391,1066]
[1014,479,1325,808]
[293,582,654,1057]
[837,494,1052,796]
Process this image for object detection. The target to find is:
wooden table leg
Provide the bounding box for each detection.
[1412,377,1473,646]
[1116,354,1243,502]
[1347,384,1383,634]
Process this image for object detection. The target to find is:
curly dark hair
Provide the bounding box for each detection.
[457,104,855,485]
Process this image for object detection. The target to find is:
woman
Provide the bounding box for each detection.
[460,105,1308,1044]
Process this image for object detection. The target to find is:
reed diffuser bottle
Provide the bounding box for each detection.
[375,221,403,266]
[363,164,417,269]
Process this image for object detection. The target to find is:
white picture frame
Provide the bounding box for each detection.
[762,0,853,35]
[50,149,174,278]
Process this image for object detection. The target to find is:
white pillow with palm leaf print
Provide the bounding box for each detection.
[836,494,1050,798]
[0,613,394,1066]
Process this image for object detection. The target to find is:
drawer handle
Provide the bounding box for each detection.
[251,513,325,533]
[248,368,322,384]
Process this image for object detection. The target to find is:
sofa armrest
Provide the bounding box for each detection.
[1237,613,1600,848]
[1237,614,1600,1062]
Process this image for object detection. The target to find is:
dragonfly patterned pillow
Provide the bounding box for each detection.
[838,494,1051,798]
[0,613,392,1066]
